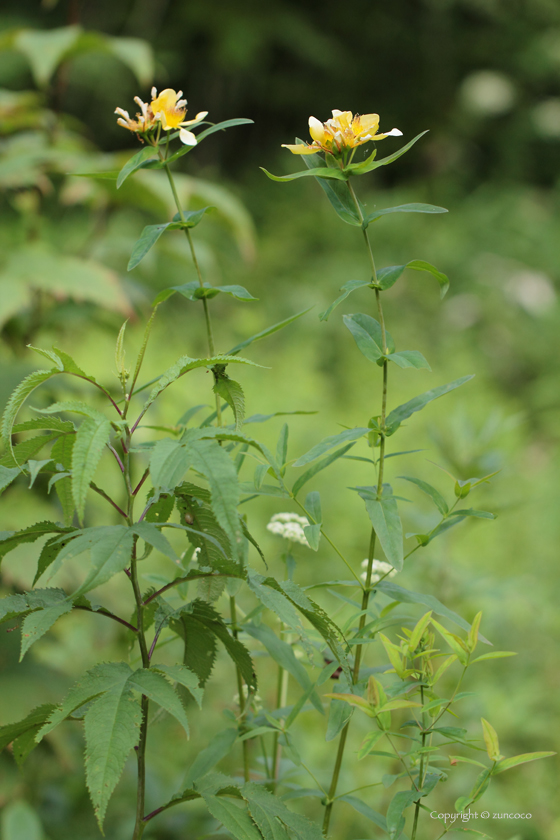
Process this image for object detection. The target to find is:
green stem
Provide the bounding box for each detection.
[411,686,427,840]
[272,622,289,791]
[323,184,390,837]
[230,596,251,782]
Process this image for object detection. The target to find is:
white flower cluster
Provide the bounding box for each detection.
[266,512,309,546]
[361,559,397,585]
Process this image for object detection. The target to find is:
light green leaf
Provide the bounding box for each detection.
[493,751,556,774]
[357,729,386,760]
[132,521,177,560]
[292,443,355,497]
[387,350,431,370]
[0,432,59,470]
[72,415,111,523]
[385,375,474,435]
[0,800,45,840]
[352,131,429,175]
[386,789,421,838]
[1,369,59,461]
[0,465,21,494]
[470,651,516,664]
[363,202,448,228]
[226,307,312,356]
[153,664,203,707]
[0,521,71,568]
[150,439,193,490]
[15,25,80,87]
[247,571,304,633]
[48,526,133,597]
[129,209,214,271]
[481,717,502,761]
[319,279,371,322]
[51,434,75,525]
[399,476,448,515]
[326,689,353,742]
[360,494,403,571]
[293,427,369,467]
[116,145,159,189]
[214,375,245,431]
[448,508,495,520]
[343,313,395,361]
[0,704,56,753]
[106,35,154,86]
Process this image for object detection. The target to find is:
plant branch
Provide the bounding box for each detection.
[74,604,138,633]
[90,482,127,518]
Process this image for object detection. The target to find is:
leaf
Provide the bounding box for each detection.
[1,369,59,461]
[319,279,371,322]
[360,494,403,571]
[399,476,448,515]
[174,489,237,575]
[83,671,142,829]
[128,210,214,271]
[20,599,73,660]
[326,690,353,742]
[363,202,448,227]
[0,432,59,470]
[174,612,217,687]
[292,443,355,497]
[71,416,111,523]
[214,375,245,431]
[247,571,304,633]
[188,599,256,691]
[155,281,257,305]
[132,521,176,561]
[493,751,556,774]
[183,727,238,787]
[300,147,361,226]
[0,465,20,494]
[243,623,323,715]
[431,619,470,666]
[49,526,134,597]
[386,789,421,838]
[116,145,159,189]
[293,427,369,467]
[470,651,516,664]
[203,795,263,840]
[405,260,450,298]
[15,24,81,87]
[12,417,74,434]
[0,704,55,753]
[51,434,76,525]
[129,668,190,735]
[106,35,154,86]
[166,119,254,165]
[226,308,312,356]
[261,166,348,183]
[153,664,203,707]
[385,375,474,435]
[0,800,45,840]
[0,521,70,568]
[150,440,193,490]
[447,508,495,520]
[387,350,431,371]
[352,131,429,175]
[481,718,502,761]
[243,782,324,840]
[357,729,386,760]
[142,354,260,413]
[337,794,387,830]
[375,581,491,643]
[343,313,391,361]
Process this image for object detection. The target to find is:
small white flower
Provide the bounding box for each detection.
[360,558,397,584]
[266,512,309,546]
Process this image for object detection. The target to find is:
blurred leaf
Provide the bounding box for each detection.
[399,476,448,514]
[183,727,238,787]
[202,795,261,840]
[481,717,503,761]
[493,751,556,774]
[0,800,45,840]
[129,210,213,270]
[387,350,431,370]
[20,598,73,660]
[292,443,355,497]
[106,36,154,85]
[299,144,361,225]
[242,782,324,840]
[261,165,348,182]
[72,415,111,523]
[15,25,81,87]
[351,131,429,175]
[117,146,159,188]
[359,493,403,571]
[386,789,421,838]
[385,376,474,435]
[319,279,371,322]
[363,202,448,227]
[227,307,312,355]
[293,427,369,467]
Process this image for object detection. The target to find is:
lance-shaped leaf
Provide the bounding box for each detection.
[359,491,403,571]
[226,307,312,356]
[72,415,111,523]
[0,432,59,470]
[128,669,190,735]
[20,598,73,660]
[0,521,72,569]
[155,281,257,305]
[431,618,470,666]
[385,375,474,435]
[292,443,355,497]
[128,209,214,271]
[165,118,254,165]
[0,704,55,763]
[214,374,245,431]
[203,795,262,840]
[261,165,348,183]
[493,751,556,775]
[293,427,369,467]
[46,526,134,597]
[387,350,431,371]
[152,664,203,708]
[299,145,362,226]
[399,476,448,515]
[362,202,448,228]
[481,718,503,762]
[51,434,75,525]
[150,439,194,490]
[351,130,429,175]
[375,260,449,298]
[116,145,159,188]
[386,789,422,839]
[247,571,305,634]
[132,521,176,560]
[319,279,372,322]
[0,465,20,494]
[1,369,60,462]
[242,782,324,840]
[183,728,238,787]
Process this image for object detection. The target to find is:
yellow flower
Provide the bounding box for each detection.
[282,109,402,155]
[114,95,155,134]
[150,87,208,146]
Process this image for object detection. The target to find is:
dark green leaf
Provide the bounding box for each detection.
[343,313,395,361]
[300,147,361,226]
[203,795,262,840]
[360,493,403,571]
[351,131,428,175]
[319,279,371,322]
[20,598,72,660]
[0,521,70,568]
[242,782,324,840]
[0,704,55,752]
[116,146,158,189]
[214,375,245,432]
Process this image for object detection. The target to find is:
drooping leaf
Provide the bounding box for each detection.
[261,166,348,183]
[0,432,59,470]
[247,571,305,634]
[71,415,111,523]
[155,281,257,305]
[300,146,361,226]
[128,209,214,271]
[386,789,422,839]
[0,704,55,753]
[1,369,60,461]
[153,664,203,707]
[116,145,159,189]
[131,521,176,561]
[399,476,448,515]
[0,465,20,494]
[214,374,245,431]
[385,376,474,435]
[359,492,403,571]
[293,428,369,467]
[0,521,71,568]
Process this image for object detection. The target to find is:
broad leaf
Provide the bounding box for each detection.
[343,313,395,361]
[385,375,474,435]
[47,526,134,597]
[116,145,159,188]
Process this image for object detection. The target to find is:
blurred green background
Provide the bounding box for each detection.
[0,1,559,839]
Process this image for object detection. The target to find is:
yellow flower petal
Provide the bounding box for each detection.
[308,116,326,144]
[281,143,318,154]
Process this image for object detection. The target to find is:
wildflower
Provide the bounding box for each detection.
[282,109,402,156]
[267,512,309,546]
[150,87,208,145]
[114,94,156,134]
[360,558,397,585]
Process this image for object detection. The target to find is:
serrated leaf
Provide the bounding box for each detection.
[20,599,73,660]
[0,432,59,470]
[214,375,245,431]
[0,465,20,494]
[71,416,111,523]
[129,669,190,735]
[385,375,474,435]
[1,369,59,462]
[319,279,371,322]
[360,494,403,571]
[51,434,75,525]
[132,521,176,561]
[399,476,448,514]
[203,794,262,840]
[48,526,133,597]
[173,612,217,687]
[293,427,369,467]
[174,489,237,575]
[243,782,324,840]
[0,521,71,567]
[153,664,203,707]
[247,571,304,633]
[0,704,55,752]
[150,439,193,490]
[183,727,238,787]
